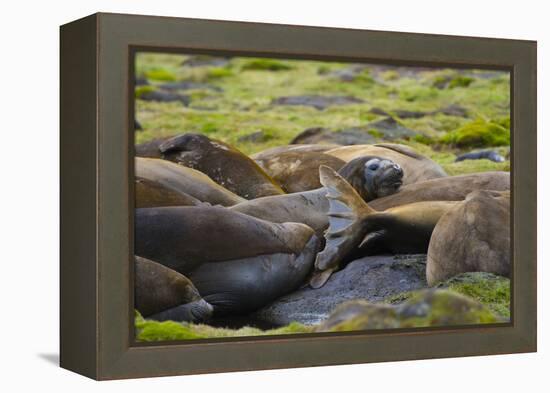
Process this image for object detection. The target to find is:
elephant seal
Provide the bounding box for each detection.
[325,143,447,185]
[369,171,510,211]
[135,206,320,315]
[135,177,202,208]
[136,157,245,206]
[426,190,510,286]
[254,151,346,192]
[230,156,403,235]
[135,256,213,322]
[157,133,285,199]
[251,144,339,161]
[310,166,455,287]
[135,138,167,158]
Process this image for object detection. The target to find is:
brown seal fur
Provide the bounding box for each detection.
[326,143,447,185]
[369,171,510,211]
[230,156,403,236]
[310,166,455,287]
[135,206,320,314]
[136,157,245,206]
[135,256,213,322]
[426,190,510,286]
[254,151,346,193]
[251,144,339,161]
[135,177,202,208]
[157,133,285,199]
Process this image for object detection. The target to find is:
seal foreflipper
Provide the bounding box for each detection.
[310,166,376,288]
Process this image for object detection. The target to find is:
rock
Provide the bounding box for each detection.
[315,289,502,332]
[290,118,417,145]
[370,107,428,119]
[181,55,231,67]
[237,130,271,143]
[290,127,377,145]
[138,90,190,105]
[158,81,223,92]
[135,77,149,86]
[252,255,428,326]
[455,150,505,163]
[272,95,364,110]
[364,117,418,139]
[427,190,510,286]
[135,120,143,131]
[325,65,369,82]
[437,104,469,117]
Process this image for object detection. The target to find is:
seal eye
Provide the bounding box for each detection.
[367,163,379,171]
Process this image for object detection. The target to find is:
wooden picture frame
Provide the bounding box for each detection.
[60,12,537,380]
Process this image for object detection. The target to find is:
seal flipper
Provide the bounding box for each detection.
[310,166,376,288]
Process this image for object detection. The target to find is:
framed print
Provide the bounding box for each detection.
[60,13,536,380]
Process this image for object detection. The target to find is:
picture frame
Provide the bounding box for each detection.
[60,12,537,380]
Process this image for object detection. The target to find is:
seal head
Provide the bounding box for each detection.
[338,156,404,201]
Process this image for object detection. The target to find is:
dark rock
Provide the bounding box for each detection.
[437,104,469,117]
[290,117,417,145]
[138,90,190,105]
[290,127,376,145]
[325,65,368,82]
[369,107,390,116]
[455,150,505,163]
[237,130,271,143]
[158,81,223,92]
[272,95,364,110]
[182,55,231,68]
[135,77,150,86]
[252,255,428,326]
[370,107,428,119]
[135,120,143,131]
[362,116,417,139]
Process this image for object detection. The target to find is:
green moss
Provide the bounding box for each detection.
[242,58,293,71]
[143,68,177,82]
[413,134,435,145]
[135,310,311,341]
[380,70,400,81]
[448,76,475,89]
[206,67,234,79]
[367,129,384,138]
[493,116,511,130]
[441,119,510,148]
[353,69,376,84]
[439,272,511,318]
[135,85,157,98]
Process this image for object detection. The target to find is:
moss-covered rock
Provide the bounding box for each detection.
[206,67,234,80]
[143,68,177,82]
[135,85,157,99]
[385,272,510,319]
[448,76,475,89]
[441,119,510,148]
[437,272,510,318]
[242,58,293,71]
[316,289,502,332]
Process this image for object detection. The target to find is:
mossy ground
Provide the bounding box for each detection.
[135,53,510,163]
[135,311,311,341]
[134,54,511,340]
